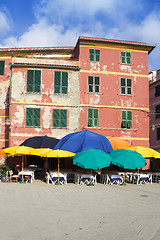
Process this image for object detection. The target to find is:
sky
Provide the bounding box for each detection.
[0,0,160,71]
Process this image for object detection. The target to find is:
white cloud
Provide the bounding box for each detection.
[1,0,159,70]
[0,10,10,32]
[2,18,79,48]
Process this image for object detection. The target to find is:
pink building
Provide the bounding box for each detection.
[0,36,155,163]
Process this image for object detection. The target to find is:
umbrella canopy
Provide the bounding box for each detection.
[20,135,60,149]
[73,149,112,170]
[54,130,113,153]
[0,150,6,155]
[36,149,75,183]
[108,137,131,150]
[1,146,40,156]
[126,146,160,158]
[1,146,40,182]
[109,149,146,170]
[35,149,75,158]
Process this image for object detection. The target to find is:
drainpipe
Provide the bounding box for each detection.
[6,64,12,147]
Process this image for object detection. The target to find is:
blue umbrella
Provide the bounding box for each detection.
[54,130,113,153]
[20,135,60,149]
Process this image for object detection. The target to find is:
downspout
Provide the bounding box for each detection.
[7,63,12,147]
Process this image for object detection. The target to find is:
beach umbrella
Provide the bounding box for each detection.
[0,150,6,155]
[1,146,40,182]
[20,135,60,149]
[126,146,160,159]
[108,137,131,150]
[109,149,146,170]
[38,149,75,184]
[54,130,113,153]
[73,149,112,170]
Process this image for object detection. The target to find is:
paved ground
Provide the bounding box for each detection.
[0,181,160,240]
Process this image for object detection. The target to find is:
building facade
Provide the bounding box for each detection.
[149,69,160,151]
[0,36,154,163]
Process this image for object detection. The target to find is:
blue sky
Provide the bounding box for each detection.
[0,0,160,71]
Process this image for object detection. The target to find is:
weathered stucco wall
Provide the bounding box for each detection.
[10,65,80,145]
[78,43,149,146]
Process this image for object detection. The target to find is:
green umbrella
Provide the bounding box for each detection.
[73,149,112,170]
[109,149,146,170]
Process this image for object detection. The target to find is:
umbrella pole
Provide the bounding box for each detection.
[20,155,25,184]
[58,157,59,181]
[56,156,61,185]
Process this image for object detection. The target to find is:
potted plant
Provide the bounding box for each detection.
[0,164,10,182]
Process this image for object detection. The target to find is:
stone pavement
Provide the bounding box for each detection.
[0,181,160,240]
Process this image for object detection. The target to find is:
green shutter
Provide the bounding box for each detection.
[0,61,5,75]
[121,111,127,128]
[95,50,100,62]
[54,72,61,93]
[121,111,132,129]
[88,109,98,127]
[89,49,100,62]
[34,70,41,92]
[60,110,67,128]
[53,109,67,128]
[89,49,94,61]
[62,72,68,94]
[27,70,41,93]
[26,108,40,127]
[26,108,33,126]
[34,108,40,126]
[94,109,98,127]
[53,109,59,127]
[27,70,34,92]
[54,71,68,94]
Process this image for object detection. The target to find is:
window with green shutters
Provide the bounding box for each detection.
[26,108,40,127]
[54,71,68,94]
[88,76,100,93]
[0,61,5,75]
[53,109,67,128]
[89,49,100,62]
[88,108,99,128]
[121,78,132,95]
[121,110,132,129]
[27,70,41,92]
[120,51,131,64]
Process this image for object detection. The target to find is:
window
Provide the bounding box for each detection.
[157,128,160,140]
[26,108,40,127]
[27,70,41,92]
[0,61,5,75]
[88,109,99,127]
[155,105,160,119]
[155,85,160,97]
[54,71,68,94]
[120,51,131,64]
[89,49,100,62]
[88,76,100,93]
[121,111,132,129]
[121,78,132,95]
[53,109,67,128]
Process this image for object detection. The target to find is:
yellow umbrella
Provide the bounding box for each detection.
[126,146,160,158]
[1,146,40,156]
[1,146,40,182]
[37,149,75,184]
